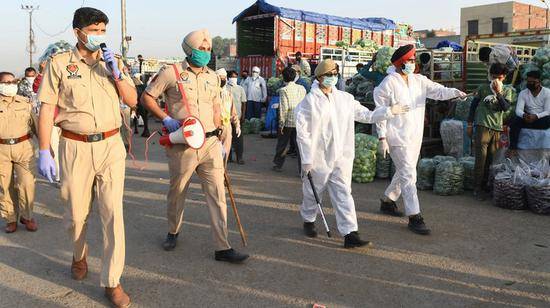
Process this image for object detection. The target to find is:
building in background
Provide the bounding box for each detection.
[460,1,549,46]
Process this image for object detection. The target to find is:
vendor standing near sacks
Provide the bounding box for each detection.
[375,45,467,235]
[295,59,410,248]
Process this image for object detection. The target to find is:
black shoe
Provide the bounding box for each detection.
[214,248,249,263]
[380,199,404,217]
[408,214,431,235]
[163,233,178,251]
[303,222,317,238]
[344,231,372,249]
[237,160,245,165]
[141,130,151,138]
[272,166,283,172]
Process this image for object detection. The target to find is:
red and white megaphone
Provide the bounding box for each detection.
[159,116,206,149]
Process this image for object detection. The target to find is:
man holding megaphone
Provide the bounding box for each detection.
[141,29,249,264]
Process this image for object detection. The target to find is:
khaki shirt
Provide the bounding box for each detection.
[145,61,221,132]
[0,95,37,139]
[38,47,134,134]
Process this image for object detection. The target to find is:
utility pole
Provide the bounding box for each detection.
[121,0,129,60]
[21,4,38,67]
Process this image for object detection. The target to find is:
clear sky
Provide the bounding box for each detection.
[1,0,546,74]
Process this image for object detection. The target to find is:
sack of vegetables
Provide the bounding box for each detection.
[352,134,379,183]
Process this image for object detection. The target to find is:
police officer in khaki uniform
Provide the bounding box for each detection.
[141,29,248,263]
[0,72,38,233]
[37,8,137,308]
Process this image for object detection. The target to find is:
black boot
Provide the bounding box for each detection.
[344,231,372,249]
[380,199,404,217]
[303,222,317,238]
[215,248,249,263]
[163,233,178,251]
[408,214,431,235]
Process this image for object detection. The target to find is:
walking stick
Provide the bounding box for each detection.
[224,171,248,247]
[307,172,331,237]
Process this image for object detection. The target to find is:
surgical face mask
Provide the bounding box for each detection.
[25,77,35,84]
[321,76,338,88]
[0,83,18,97]
[77,29,106,52]
[252,72,259,78]
[228,77,238,85]
[402,63,415,75]
[188,48,211,67]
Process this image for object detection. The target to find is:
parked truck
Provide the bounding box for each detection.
[233,0,415,78]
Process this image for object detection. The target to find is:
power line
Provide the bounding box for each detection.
[31,0,86,38]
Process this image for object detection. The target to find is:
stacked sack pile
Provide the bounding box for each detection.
[417,155,471,195]
[521,46,550,89]
[492,159,550,215]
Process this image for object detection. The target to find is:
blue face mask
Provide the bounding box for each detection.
[322,76,338,88]
[78,29,106,52]
[189,49,211,67]
[402,63,415,75]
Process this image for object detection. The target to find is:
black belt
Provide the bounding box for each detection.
[205,128,222,138]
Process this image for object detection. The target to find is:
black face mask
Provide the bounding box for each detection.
[526,82,539,91]
[241,75,248,79]
[220,80,226,88]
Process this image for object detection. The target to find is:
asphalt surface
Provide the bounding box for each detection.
[1,123,549,307]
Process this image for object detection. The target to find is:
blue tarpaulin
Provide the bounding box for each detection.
[264,95,279,132]
[233,0,396,31]
[435,40,463,52]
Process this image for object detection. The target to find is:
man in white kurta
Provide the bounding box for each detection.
[374,45,466,235]
[295,59,409,248]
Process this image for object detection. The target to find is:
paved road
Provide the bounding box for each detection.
[1,125,549,307]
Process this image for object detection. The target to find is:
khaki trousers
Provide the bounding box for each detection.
[166,137,231,250]
[0,141,35,223]
[51,126,61,182]
[221,124,232,165]
[59,134,126,288]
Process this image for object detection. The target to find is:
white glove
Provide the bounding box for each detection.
[301,164,313,178]
[236,126,241,138]
[378,139,390,159]
[390,104,410,115]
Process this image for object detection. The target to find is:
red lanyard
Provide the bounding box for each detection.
[171,64,192,116]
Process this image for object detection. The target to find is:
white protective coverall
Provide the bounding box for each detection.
[295,81,394,236]
[374,72,463,216]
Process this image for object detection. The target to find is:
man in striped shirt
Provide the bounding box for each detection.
[272,67,306,172]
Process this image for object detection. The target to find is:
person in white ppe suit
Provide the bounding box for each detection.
[295,59,410,248]
[374,45,467,235]
[241,66,267,119]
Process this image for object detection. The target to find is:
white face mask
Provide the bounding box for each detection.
[25,77,35,84]
[228,77,238,85]
[252,72,259,78]
[0,83,18,97]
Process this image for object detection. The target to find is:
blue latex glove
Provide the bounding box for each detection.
[38,149,57,183]
[162,116,181,133]
[102,47,122,80]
